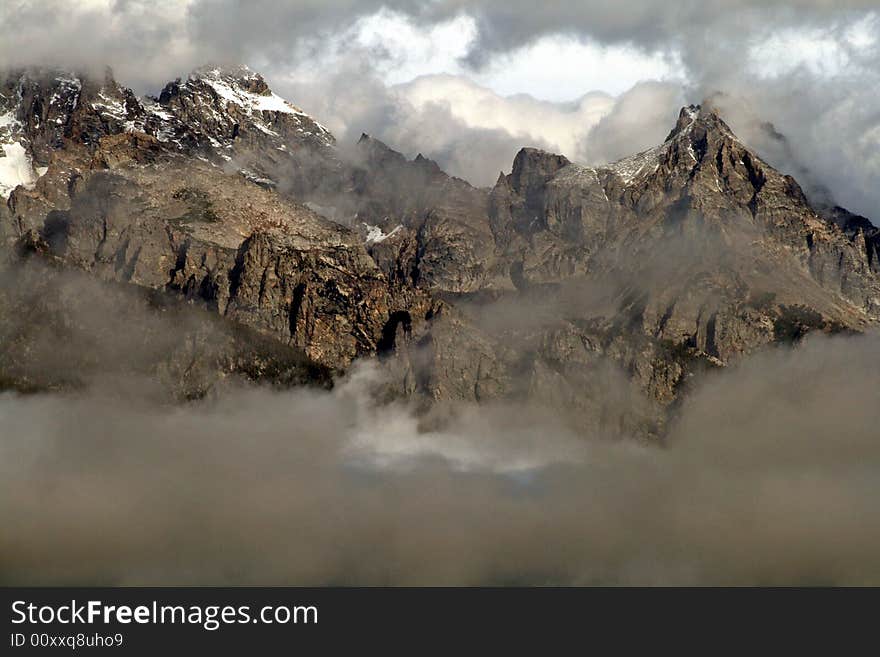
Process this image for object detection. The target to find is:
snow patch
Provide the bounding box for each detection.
[252,122,279,137]
[0,111,19,130]
[606,145,664,183]
[199,69,299,117]
[364,223,402,244]
[91,92,130,126]
[603,105,701,183]
[555,163,609,201]
[145,104,173,121]
[193,68,333,142]
[0,142,39,198]
[239,168,277,188]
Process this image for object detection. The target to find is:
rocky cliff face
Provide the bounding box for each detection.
[2,68,878,439]
[343,134,501,295]
[376,104,880,435]
[1,66,434,373]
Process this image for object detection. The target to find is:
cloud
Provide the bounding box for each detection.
[400,75,614,161]
[3,2,879,216]
[274,67,689,187]
[2,332,880,585]
[430,1,880,65]
[582,81,686,165]
[274,73,684,186]
[275,65,616,186]
[0,0,198,91]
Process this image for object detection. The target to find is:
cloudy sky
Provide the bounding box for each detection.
[2,1,878,215]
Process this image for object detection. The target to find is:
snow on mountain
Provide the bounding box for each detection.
[196,66,304,116]
[0,107,43,198]
[0,65,338,199]
[364,222,402,244]
[603,104,700,184]
[170,65,334,149]
[0,141,41,198]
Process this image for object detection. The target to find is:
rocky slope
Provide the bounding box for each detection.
[2,67,878,438]
[371,104,880,434]
[1,66,434,372]
[0,254,331,398]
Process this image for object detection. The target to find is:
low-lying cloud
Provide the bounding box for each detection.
[2,333,879,585]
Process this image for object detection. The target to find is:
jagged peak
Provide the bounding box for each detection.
[508,148,571,196]
[663,104,700,142]
[600,100,757,184]
[661,101,744,146]
[413,152,443,174]
[3,66,82,84]
[356,132,395,153]
[511,147,570,176]
[151,63,337,153]
[511,147,570,172]
[1,66,137,101]
[186,66,277,107]
[190,63,260,80]
[355,134,440,172]
[176,64,325,123]
[0,67,126,106]
[189,64,269,94]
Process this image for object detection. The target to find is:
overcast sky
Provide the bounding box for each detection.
[2,1,878,215]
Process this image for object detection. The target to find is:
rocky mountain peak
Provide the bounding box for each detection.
[1,62,342,205]
[356,132,405,166]
[180,65,298,115]
[508,147,571,196]
[600,100,773,197]
[189,64,269,93]
[149,64,339,196]
[664,102,731,139]
[665,103,701,141]
[1,66,144,198]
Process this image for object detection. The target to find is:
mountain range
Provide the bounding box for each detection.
[2,65,878,439]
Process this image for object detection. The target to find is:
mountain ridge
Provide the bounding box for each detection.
[2,64,878,439]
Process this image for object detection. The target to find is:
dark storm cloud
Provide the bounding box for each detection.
[183,0,396,65]
[3,2,875,90]
[0,1,189,91]
[428,1,878,63]
[179,1,877,67]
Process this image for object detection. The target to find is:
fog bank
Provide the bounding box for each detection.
[2,335,879,585]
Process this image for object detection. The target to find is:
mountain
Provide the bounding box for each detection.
[2,67,878,437]
[0,66,435,376]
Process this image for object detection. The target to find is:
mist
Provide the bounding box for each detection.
[1,330,879,585]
